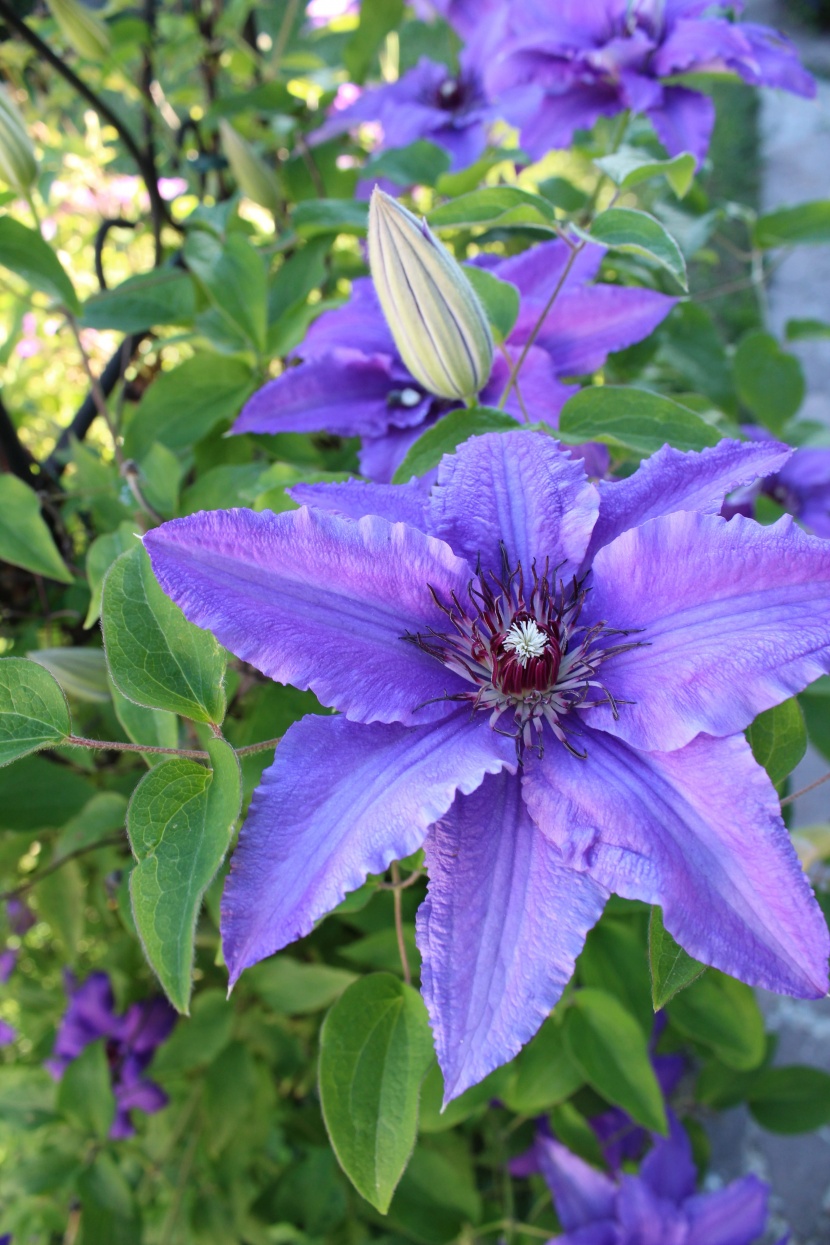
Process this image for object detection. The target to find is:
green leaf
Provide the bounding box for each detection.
[747,698,807,787]
[128,737,241,1012]
[84,522,137,629]
[748,1065,830,1134]
[319,972,434,1212]
[293,199,369,238]
[0,473,74,583]
[102,544,226,723]
[57,1040,115,1139]
[667,971,766,1070]
[151,988,233,1075]
[0,657,70,766]
[77,1152,141,1245]
[81,268,195,333]
[580,916,652,1033]
[418,1062,507,1133]
[463,266,519,343]
[0,753,93,832]
[392,406,520,483]
[733,330,804,432]
[587,207,687,289]
[559,386,720,456]
[753,199,830,249]
[595,146,696,199]
[500,1017,583,1114]
[364,140,451,188]
[428,186,555,231]
[38,858,84,961]
[108,674,178,766]
[203,1041,258,1156]
[0,215,80,311]
[648,907,706,1010]
[345,0,404,82]
[384,1143,481,1242]
[563,988,667,1133]
[786,317,830,342]
[184,231,267,353]
[538,176,589,212]
[28,648,110,702]
[122,354,255,461]
[246,957,357,1014]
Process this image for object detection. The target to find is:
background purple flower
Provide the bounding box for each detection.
[146,432,830,1099]
[47,972,175,1139]
[234,239,675,481]
[725,440,830,539]
[484,0,815,165]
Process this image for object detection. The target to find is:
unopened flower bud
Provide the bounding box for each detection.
[0,87,37,195]
[219,120,282,216]
[368,187,493,402]
[46,0,111,61]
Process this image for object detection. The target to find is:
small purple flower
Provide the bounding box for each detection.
[145,432,830,1100]
[312,52,500,173]
[484,0,815,166]
[0,1019,15,1046]
[234,239,675,481]
[526,1113,772,1244]
[47,972,175,1139]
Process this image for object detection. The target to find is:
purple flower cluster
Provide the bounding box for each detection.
[234,240,675,481]
[47,972,175,1139]
[524,1113,773,1244]
[145,430,830,1101]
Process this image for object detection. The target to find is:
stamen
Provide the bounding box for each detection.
[503,619,548,666]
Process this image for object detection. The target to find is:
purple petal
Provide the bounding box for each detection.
[639,1112,697,1203]
[417,770,606,1100]
[738,24,815,97]
[686,1176,769,1245]
[585,511,830,752]
[479,347,577,424]
[426,431,599,577]
[359,422,442,484]
[533,285,677,377]
[494,239,602,307]
[109,1111,136,1140]
[533,1134,617,1230]
[116,998,176,1053]
[115,1077,168,1114]
[523,728,830,998]
[652,17,753,76]
[302,278,396,358]
[616,1175,685,1243]
[145,506,474,727]
[0,1019,15,1045]
[646,87,715,165]
[287,477,430,529]
[585,439,793,562]
[0,949,17,984]
[222,711,515,984]
[52,971,118,1062]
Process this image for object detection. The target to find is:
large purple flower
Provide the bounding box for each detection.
[526,1113,772,1244]
[234,240,675,481]
[145,432,830,1100]
[47,972,176,1139]
[484,0,815,165]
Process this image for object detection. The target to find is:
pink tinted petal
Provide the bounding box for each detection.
[586,511,830,751]
[586,438,792,561]
[145,507,473,726]
[417,770,606,1100]
[534,285,677,377]
[686,1176,769,1245]
[533,1134,617,1230]
[288,477,430,528]
[222,711,515,984]
[427,431,599,577]
[647,87,715,165]
[523,728,829,998]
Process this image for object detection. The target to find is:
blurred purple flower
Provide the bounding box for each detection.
[146,431,830,1099]
[46,972,175,1139]
[725,440,830,539]
[0,1019,15,1046]
[411,0,503,41]
[526,1113,772,1244]
[0,950,16,985]
[234,239,675,481]
[311,50,499,172]
[484,0,815,165]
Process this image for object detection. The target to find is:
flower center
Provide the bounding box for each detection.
[406,553,641,758]
[387,385,424,409]
[436,77,465,111]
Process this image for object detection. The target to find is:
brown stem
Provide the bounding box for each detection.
[781,770,830,808]
[65,734,282,759]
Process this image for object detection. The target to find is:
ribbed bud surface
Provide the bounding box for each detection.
[368,187,493,401]
[219,120,282,216]
[0,88,37,195]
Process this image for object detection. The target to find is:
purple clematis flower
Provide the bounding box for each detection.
[524,1112,772,1244]
[0,1019,15,1046]
[47,972,175,1139]
[311,50,500,173]
[145,431,830,1100]
[234,239,675,482]
[411,0,504,42]
[725,442,830,540]
[484,0,815,166]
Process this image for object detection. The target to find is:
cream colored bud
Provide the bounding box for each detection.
[0,87,37,194]
[46,0,111,61]
[368,187,494,402]
[219,119,282,216]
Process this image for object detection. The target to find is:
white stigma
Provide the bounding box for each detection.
[503,619,548,667]
[399,387,422,407]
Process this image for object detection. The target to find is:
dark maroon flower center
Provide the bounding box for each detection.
[491,612,562,697]
[435,76,466,111]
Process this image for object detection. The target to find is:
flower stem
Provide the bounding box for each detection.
[390,861,412,985]
[781,769,830,808]
[65,734,282,760]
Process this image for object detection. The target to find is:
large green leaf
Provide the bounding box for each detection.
[83,522,137,629]
[428,186,555,231]
[648,907,706,1010]
[128,737,241,1012]
[184,231,267,353]
[122,354,255,460]
[102,544,226,724]
[28,648,110,702]
[747,698,807,787]
[0,657,70,766]
[500,1017,583,1114]
[595,146,696,199]
[293,199,369,238]
[319,973,434,1212]
[108,675,178,767]
[392,406,520,483]
[464,266,520,343]
[0,474,74,583]
[0,215,80,311]
[748,1065,830,1133]
[563,988,667,1133]
[364,140,451,189]
[57,1041,115,1140]
[733,331,804,432]
[245,957,357,1015]
[81,268,195,333]
[667,971,766,1070]
[559,386,720,456]
[587,207,687,289]
[753,200,830,249]
[344,0,404,81]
